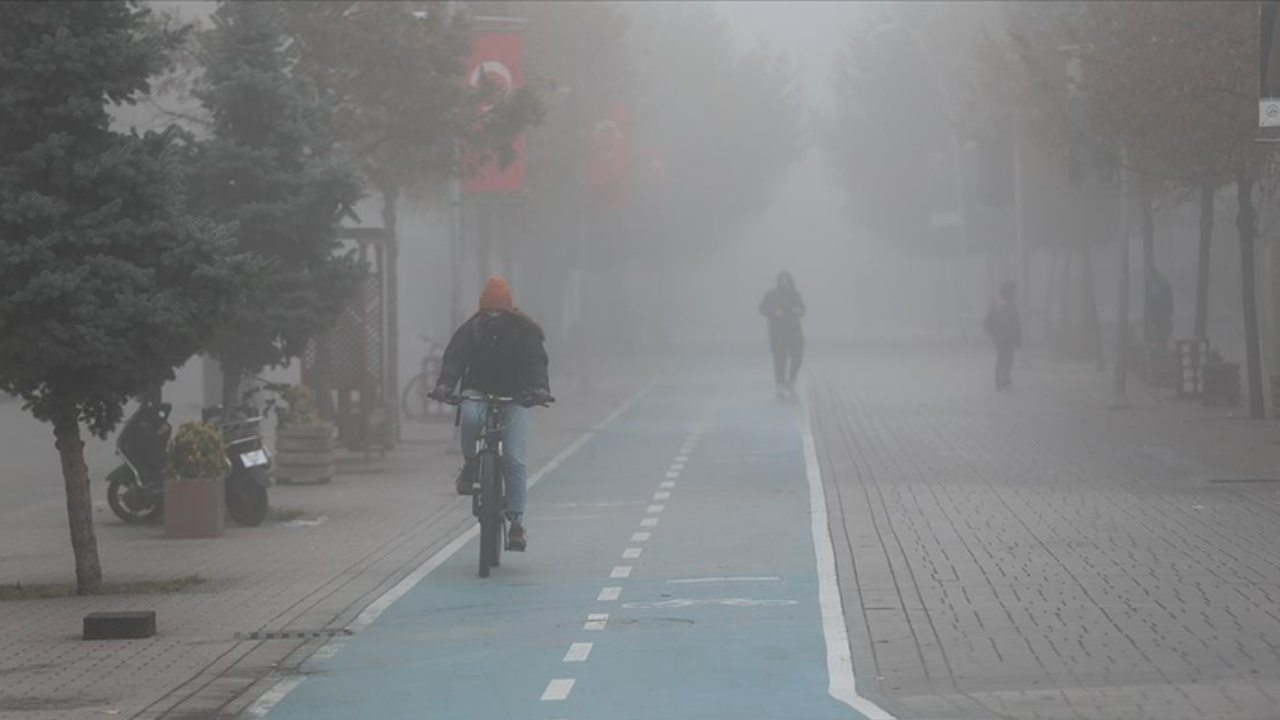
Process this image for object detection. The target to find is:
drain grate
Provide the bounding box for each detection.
[236,628,354,641]
[1208,478,1280,484]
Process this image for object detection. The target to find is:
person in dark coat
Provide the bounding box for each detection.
[984,280,1022,391]
[760,271,806,398]
[430,276,551,552]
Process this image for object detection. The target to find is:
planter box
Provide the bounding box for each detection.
[165,474,224,539]
[275,424,335,485]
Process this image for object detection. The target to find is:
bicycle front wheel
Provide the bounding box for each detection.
[477,453,503,578]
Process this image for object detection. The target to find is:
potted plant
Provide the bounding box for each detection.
[165,421,226,539]
[274,384,336,484]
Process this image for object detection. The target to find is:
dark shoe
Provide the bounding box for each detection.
[455,459,477,495]
[507,521,527,552]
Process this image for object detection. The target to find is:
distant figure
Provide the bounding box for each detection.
[983,281,1022,391]
[1145,268,1174,347]
[760,271,806,398]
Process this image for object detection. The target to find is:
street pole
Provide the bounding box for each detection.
[1111,147,1132,410]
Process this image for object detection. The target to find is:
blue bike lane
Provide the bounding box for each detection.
[250,376,891,720]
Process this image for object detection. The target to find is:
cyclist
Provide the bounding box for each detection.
[428,276,551,552]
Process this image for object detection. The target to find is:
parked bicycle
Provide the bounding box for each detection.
[436,391,554,578]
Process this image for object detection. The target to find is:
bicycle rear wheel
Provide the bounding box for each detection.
[477,453,502,578]
[400,374,429,422]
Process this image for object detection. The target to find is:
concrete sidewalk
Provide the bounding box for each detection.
[0,363,653,720]
[812,347,1280,720]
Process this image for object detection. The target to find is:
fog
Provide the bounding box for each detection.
[77,0,1277,414]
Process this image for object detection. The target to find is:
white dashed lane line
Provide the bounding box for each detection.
[564,643,593,662]
[541,679,575,701]
[533,416,712,715]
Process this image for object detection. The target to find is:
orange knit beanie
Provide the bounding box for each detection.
[479,276,514,311]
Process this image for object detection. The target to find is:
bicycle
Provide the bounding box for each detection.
[436,391,554,578]
[401,334,449,422]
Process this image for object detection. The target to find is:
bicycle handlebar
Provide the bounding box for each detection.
[433,393,555,409]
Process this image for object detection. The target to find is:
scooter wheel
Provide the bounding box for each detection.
[107,469,162,525]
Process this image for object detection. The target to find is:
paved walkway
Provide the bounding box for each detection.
[812,346,1280,720]
[0,364,651,720]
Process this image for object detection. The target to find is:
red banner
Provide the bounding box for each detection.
[463,30,524,195]
[588,102,630,208]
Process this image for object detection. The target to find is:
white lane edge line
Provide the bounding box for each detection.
[660,481,676,489]
[640,518,659,527]
[240,378,659,719]
[622,547,643,559]
[631,532,651,542]
[801,382,897,720]
[541,678,576,701]
[598,586,622,601]
[610,565,633,578]
[654,491,671,500]
[563,642,593,662]
[646,504,665,513]
[665,471,680,479]
[675,454,689,463]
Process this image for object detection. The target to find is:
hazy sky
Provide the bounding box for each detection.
[662,2,872,343]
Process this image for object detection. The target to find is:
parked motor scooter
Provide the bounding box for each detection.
[105,389,275,527]
[105,396,172,524]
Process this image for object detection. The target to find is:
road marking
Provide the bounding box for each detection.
[622,547,643,559]
[641,517,659,527]
[675,454,689,463]
[660,480,676,489]
[800,384,897,719]
[624,598,798,609]
[654,491,671,500]
[631,531,651,542]
[647,504,665,513]
[541,679,575,701]
[610,566,633,578]
[598,587,622,602]
[665,471,680,479]
[670,463,685,471]
[240,379,658,720]
[585,613,609,630]
[667,576,782,584]
[563,642,593,662]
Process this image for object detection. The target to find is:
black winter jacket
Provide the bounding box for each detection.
[435,310,550,397]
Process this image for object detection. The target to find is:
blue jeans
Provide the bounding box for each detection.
[460,392,529,516]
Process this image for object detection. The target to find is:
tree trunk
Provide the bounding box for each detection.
[1083,245,1104,371]
[1140,174,1155,343]
[380,184,400,436]
[1195,178,1214,340]
[53,408,103,595]
[221,366,241,411]
[1112,153,1132,408]
[1237,166,1265,419]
